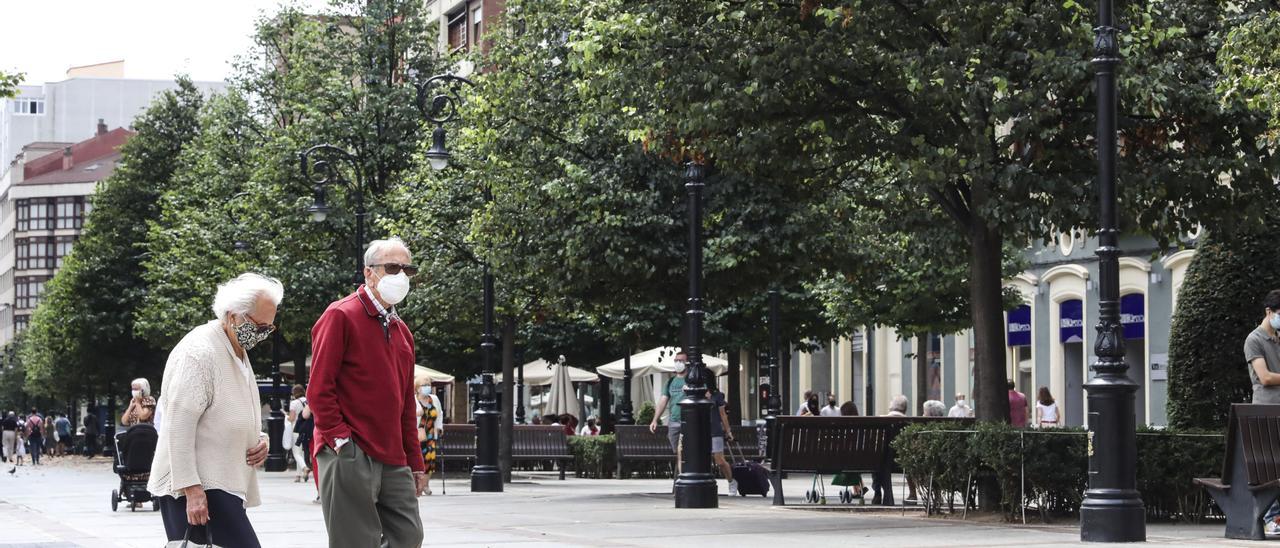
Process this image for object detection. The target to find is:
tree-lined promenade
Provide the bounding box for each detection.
[1,0,1278,455]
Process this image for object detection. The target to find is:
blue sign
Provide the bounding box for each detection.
[1121,293,1145,340]
[1006,305,1032,347]
[1060,299,1084,343]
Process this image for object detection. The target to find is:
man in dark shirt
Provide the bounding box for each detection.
[1,412,17,464]
[83,412,99,458]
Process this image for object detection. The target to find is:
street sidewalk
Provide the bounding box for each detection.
[0,456,1247,547]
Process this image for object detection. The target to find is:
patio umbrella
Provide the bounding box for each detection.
[543,362,581,420]
[595,346,729,379]
[495,359,598,385]
[414,365,455,384]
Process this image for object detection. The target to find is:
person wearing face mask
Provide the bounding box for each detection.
[1243,289,1280,534]
[818,394,841,417]
[413,376,443,495]
[649,351,689,476]
[148,272,283,548]
[308,237,427,548]
[121,378,156,427]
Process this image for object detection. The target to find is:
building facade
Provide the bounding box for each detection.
[770,233,1197,428]
[425,0,503,55]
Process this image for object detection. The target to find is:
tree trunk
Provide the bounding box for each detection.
[969,218,1010,424]
[499,316,516,483]
[780,347,792,415]
[916,334,928,415]
[726,349,741,425]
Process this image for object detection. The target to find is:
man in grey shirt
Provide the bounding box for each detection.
[1243,289,1280,534]
[1244,290,1280,404]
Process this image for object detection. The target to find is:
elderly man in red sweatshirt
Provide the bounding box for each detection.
[308,237,426,548]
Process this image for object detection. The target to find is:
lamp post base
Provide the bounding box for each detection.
[674,475,719,508]
[265,412,287,472]
[471,406,503,492]
[470,466,504,492]
[1080,490,1146,542]
[1080,376,1145,542]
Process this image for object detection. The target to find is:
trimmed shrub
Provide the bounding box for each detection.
[567,434,616,479]
[1168,229,1271,429]
[895,424,1222,522]
[636,402,655,426]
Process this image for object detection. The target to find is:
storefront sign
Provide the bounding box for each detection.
[1060,299,1084,343]
[1121,293,1145,340]
[1006,304,1032,347]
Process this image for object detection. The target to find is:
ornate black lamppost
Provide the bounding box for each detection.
[617,351,635,425]
[1080,0,1146,541]
[763,290,782,456]
[298,144,368,285]
[417,73,502,492]
[515,348,526,425]
[264,329,288,472]
[674,161,717,508]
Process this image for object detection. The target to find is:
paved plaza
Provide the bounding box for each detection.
[0,457,1254,547]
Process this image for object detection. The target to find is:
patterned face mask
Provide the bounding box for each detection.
[233,318,274,350]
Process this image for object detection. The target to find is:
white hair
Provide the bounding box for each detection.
[211,273,284,319]
[363,237,411,268]
[131,378,151,397]
[889,394,909,414]
[923,399,947,417]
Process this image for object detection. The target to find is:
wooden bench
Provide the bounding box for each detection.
[437,424,572,480]
[769,416,972,506]
[616,425,674,478]
[1193,404,1279,540]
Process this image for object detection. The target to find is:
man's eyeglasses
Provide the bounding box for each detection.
[370,263,419,277]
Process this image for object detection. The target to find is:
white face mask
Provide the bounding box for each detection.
[375,271,411,305]
[419,387,432,397]
[674,361,687,373]
[131,390,142,398]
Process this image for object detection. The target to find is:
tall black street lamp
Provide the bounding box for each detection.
[265,329,289,472]
[617,351,635,425]
[298,144,368,285]
[674,161,717,508]
[763,290,782,456]
[1080,0,1146,542]
[417,73,502,492]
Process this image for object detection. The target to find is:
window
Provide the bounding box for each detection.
[15,276,50,310]
[56,196,86,229]
[11,98,44,115]
[55,236,74,268]
[14,315,29,333]
[472,5,483,46]
[447,11,467,51]
[16,197,85,231]
[16,237,54,270]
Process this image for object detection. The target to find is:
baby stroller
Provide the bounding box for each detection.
[111,423,159,512]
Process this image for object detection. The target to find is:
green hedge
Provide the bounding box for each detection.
[567,434,616,478]
[636,402,655,426]
[893,423,1223,522]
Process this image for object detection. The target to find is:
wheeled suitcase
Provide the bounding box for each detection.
[728,442,770,497]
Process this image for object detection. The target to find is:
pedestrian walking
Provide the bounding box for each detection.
[287,385,312,483]
[148,272,282,548]
[1,412,18,468]
[415,376,442,496]
[649,350,689,475]
[82,411,99,458]
[120,378,156,427]
[1243,290,1280,534]
[1007,380,1029,428]
[1034,387,1059,428]
[794,390,814,416]
[53,414,71,456]
[24,409,43,465]
[872,394,909,505]
[308,238,427,548]
[41,412,55,457]
[707,385,736,496]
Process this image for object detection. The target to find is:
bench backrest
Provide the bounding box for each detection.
[728,425,762,459]
[513,425,572,458]
[1225,404,1280,486]
[773,416,972,473]
[615,425,674,459]
[439,424,477,459]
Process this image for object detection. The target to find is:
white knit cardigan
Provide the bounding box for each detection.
[148,320,265,507]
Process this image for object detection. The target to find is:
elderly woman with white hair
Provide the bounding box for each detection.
[149,273,283,548]
[120,377,156,426]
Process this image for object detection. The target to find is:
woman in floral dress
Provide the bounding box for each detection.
[415,376,443,495]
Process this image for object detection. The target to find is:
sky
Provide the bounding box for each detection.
[0,0,328,85]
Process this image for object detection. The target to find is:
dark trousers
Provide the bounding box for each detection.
[159,489,261,548]
[872,468,895,506]
[27,437,41,464]
[83,435,98,457]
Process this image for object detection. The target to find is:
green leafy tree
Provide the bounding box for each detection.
[1221,8,1280,133]
[21,78,206,400]
[137,0,445,365]
[0,70,22,99]
[1166,227,1272,429]
[570,0,1278,420]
